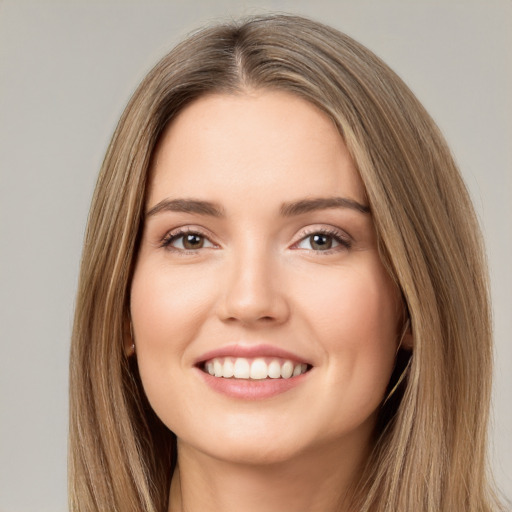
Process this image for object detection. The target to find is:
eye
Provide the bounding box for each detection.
[162,230,216,251]
[294,229,351,252]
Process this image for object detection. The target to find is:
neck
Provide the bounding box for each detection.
[168,439,368,512]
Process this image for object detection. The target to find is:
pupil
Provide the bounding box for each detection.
[184,234,203,249]
[311,234,332,250]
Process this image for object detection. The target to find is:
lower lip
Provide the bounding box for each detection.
[195,368,310,400]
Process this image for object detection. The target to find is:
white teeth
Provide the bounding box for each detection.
[213,359,223,378]
[222,358,234,378]
[233,358,250,379]
[281,361,294,379]
[268,360,281,379]
[250,358,268,379]
[205,357,309,380]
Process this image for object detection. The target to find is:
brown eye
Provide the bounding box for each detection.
[163,231,215,251]
[309,234,333,250]
[295,230,351,252]
[298,233,338,251]
[182,233,205,249]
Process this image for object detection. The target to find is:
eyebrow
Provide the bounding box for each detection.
[146,198,225,218]
[280,197,370,216]
[146,196,370,218]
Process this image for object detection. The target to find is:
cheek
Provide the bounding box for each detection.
[298,260,399,342]
[131,260,214,347]
[297,262,400,409]
[129,261,216,410]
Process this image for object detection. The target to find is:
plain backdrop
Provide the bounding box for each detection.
[0,1,510,510]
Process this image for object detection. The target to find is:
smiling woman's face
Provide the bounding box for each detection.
[130,90,403,466]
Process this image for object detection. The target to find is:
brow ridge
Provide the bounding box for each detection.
[280,197,370,216]
[146,198,225,218]
[146,196,370,218]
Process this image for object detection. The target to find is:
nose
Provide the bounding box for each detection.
[216,247,290,326]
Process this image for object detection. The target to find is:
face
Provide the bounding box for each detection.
[130,90,403,466]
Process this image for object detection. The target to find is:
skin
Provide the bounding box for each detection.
[130,90,407,512]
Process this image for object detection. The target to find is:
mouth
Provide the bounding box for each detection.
[199,356,312,380]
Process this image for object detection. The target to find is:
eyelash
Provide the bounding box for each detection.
[292,227,352,254]
[160,226,352,254]
[160,227,215,255]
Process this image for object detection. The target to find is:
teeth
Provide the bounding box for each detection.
[250,358,268,379]
[268,360,281,379]
[281,361,293,379]
[222,358,234,378]
[204,357,309,380]
[213,359,223,377]
[233,358,250,379]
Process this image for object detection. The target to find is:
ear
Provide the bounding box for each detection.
[123,314,135,357]
[401,329,414,351]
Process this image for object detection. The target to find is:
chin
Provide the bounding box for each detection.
[176,419,313,466]
[202,439,306,466]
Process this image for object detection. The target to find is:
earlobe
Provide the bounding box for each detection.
[398,317,414,351]
[123,315,136,357]
[401,330,414,351]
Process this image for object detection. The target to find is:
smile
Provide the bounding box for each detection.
[203,357,310,380]
[195,344,313,399]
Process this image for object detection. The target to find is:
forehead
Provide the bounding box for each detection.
[147,90,366,208]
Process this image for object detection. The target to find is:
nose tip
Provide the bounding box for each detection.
[216,257,290,326]
[220,295,288,325]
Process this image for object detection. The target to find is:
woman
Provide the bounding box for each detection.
[69,14,503,512]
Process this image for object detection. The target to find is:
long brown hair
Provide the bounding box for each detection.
[69,14,502,512]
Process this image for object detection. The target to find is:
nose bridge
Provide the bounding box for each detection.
[218,236,288,325]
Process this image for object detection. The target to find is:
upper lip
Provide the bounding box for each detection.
[195,344,312,366]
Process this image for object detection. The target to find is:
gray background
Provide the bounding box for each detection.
[0,1,510,510]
